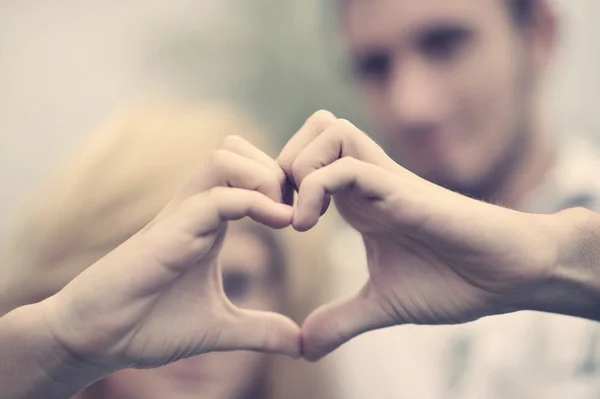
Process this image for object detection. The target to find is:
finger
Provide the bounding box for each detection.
[216,308,302,358]
[293,157,397,231]
[290,118,387,188]
[219,135,287,199]
[277,110,338,187]
[130,189,291,288]
[177,188,293,237]
[219,135,278,169]
[211,188,293,228]
[177,149,284,204]
[301,282,393,361]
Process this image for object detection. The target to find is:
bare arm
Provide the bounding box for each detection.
[0,302,104,399]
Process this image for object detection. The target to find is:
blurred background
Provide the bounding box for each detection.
[0,0,357,238]
[0,0,600,237]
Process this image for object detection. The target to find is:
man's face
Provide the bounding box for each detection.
[342,0,543,195]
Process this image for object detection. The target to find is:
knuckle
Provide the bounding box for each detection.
[251,164,276,186]
[273,164,287,184]
[335,118,352,127]
[266,173,282,190]
[329,119,364,155]
[208,149,231,168]
[259,177,282,198]
[300,168,322,191]
[308,109,337,130]
[332,118,358,134]
[291,157,306,184]
[206,186,226,204]
[339,156,359,168]
[270,161,288,183]
[182,192,210,213]
[325,124,345,143]
[277,154,294,173]
[220,135,247,150]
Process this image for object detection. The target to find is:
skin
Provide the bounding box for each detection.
[277,111,600,360]
[2,122,600,398]
[341,0,556,206]
[84,226,280,399]
[0,137,301,399]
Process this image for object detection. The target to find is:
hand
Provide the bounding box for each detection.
[41,136,300,374]
[279,111,561,360]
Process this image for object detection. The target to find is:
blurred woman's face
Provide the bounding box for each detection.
[95,226,282,399]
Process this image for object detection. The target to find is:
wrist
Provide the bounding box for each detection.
[0,301,108,398]
[40,293,119,377]
[32,297,110,392]
[528,207,600,321]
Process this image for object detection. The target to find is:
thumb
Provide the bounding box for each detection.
[301,282,394,361]
[217,308,302,358]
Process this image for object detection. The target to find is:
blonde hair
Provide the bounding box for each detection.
[0,100,337,399]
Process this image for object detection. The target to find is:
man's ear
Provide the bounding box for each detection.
[530,0,558,72]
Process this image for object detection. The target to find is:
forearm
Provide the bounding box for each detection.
[0,302,106,399]
[529,207,600,321]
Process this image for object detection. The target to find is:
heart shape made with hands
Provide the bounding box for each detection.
[275,109,431,362]
[272,110,553,362]
[28,107,554,383]
[40,109,554,376]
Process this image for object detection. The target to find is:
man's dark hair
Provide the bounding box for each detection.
[337,0,538,28]
[508,0,536,27]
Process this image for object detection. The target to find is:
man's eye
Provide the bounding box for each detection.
[419,26,472,62]
[353,51,392,82]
